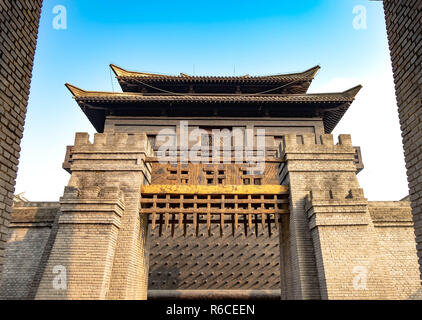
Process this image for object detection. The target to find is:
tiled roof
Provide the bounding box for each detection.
[65,84,362,104]
[110,64,321,83]
[65,84,361,134]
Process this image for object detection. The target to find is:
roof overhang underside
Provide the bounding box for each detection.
[74,98,352,134]
[117,79,313,95]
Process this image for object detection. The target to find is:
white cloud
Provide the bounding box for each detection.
[309,70,409,201]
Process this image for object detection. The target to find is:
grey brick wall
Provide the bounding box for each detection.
[0,0,43,277]
[382,0,422,279]
[369,201,421,298]
[0,202,58,299]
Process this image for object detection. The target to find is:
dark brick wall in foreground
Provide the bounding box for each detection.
[0,0,43,277]
[382,0,422,279]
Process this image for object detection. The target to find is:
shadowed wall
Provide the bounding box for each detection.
[382,0,422,279]
[0,0,43,279]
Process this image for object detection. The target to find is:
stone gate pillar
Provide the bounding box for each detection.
[35,133,153,300]
[279,134,396,299]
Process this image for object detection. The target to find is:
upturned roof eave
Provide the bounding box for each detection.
[110,64,321,82]
[65,83,361,104]
[66,82,361,134]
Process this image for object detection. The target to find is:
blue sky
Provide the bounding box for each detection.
[16,0,408,201]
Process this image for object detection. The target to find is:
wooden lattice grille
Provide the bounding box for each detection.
[140,185,289,237]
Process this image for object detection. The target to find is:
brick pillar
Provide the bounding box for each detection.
[35,133,153,300]
[35,185,125,299]
[305,188,396,299]
[279,134,395,299]
[382,0,422,281]
[0,0,43,280]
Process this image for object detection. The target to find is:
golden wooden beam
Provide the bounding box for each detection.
[141,185,289,195]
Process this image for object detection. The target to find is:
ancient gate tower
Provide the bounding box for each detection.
[4,65,419,300]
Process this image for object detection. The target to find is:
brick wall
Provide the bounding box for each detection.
[0,202,58,299]
[278,134,362,299]
[382,0,422,278]
[369,201,420,298]
[35,133,154,300]
[0,0,43,278]
[280,134,398,299]
[4,197,420,299]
